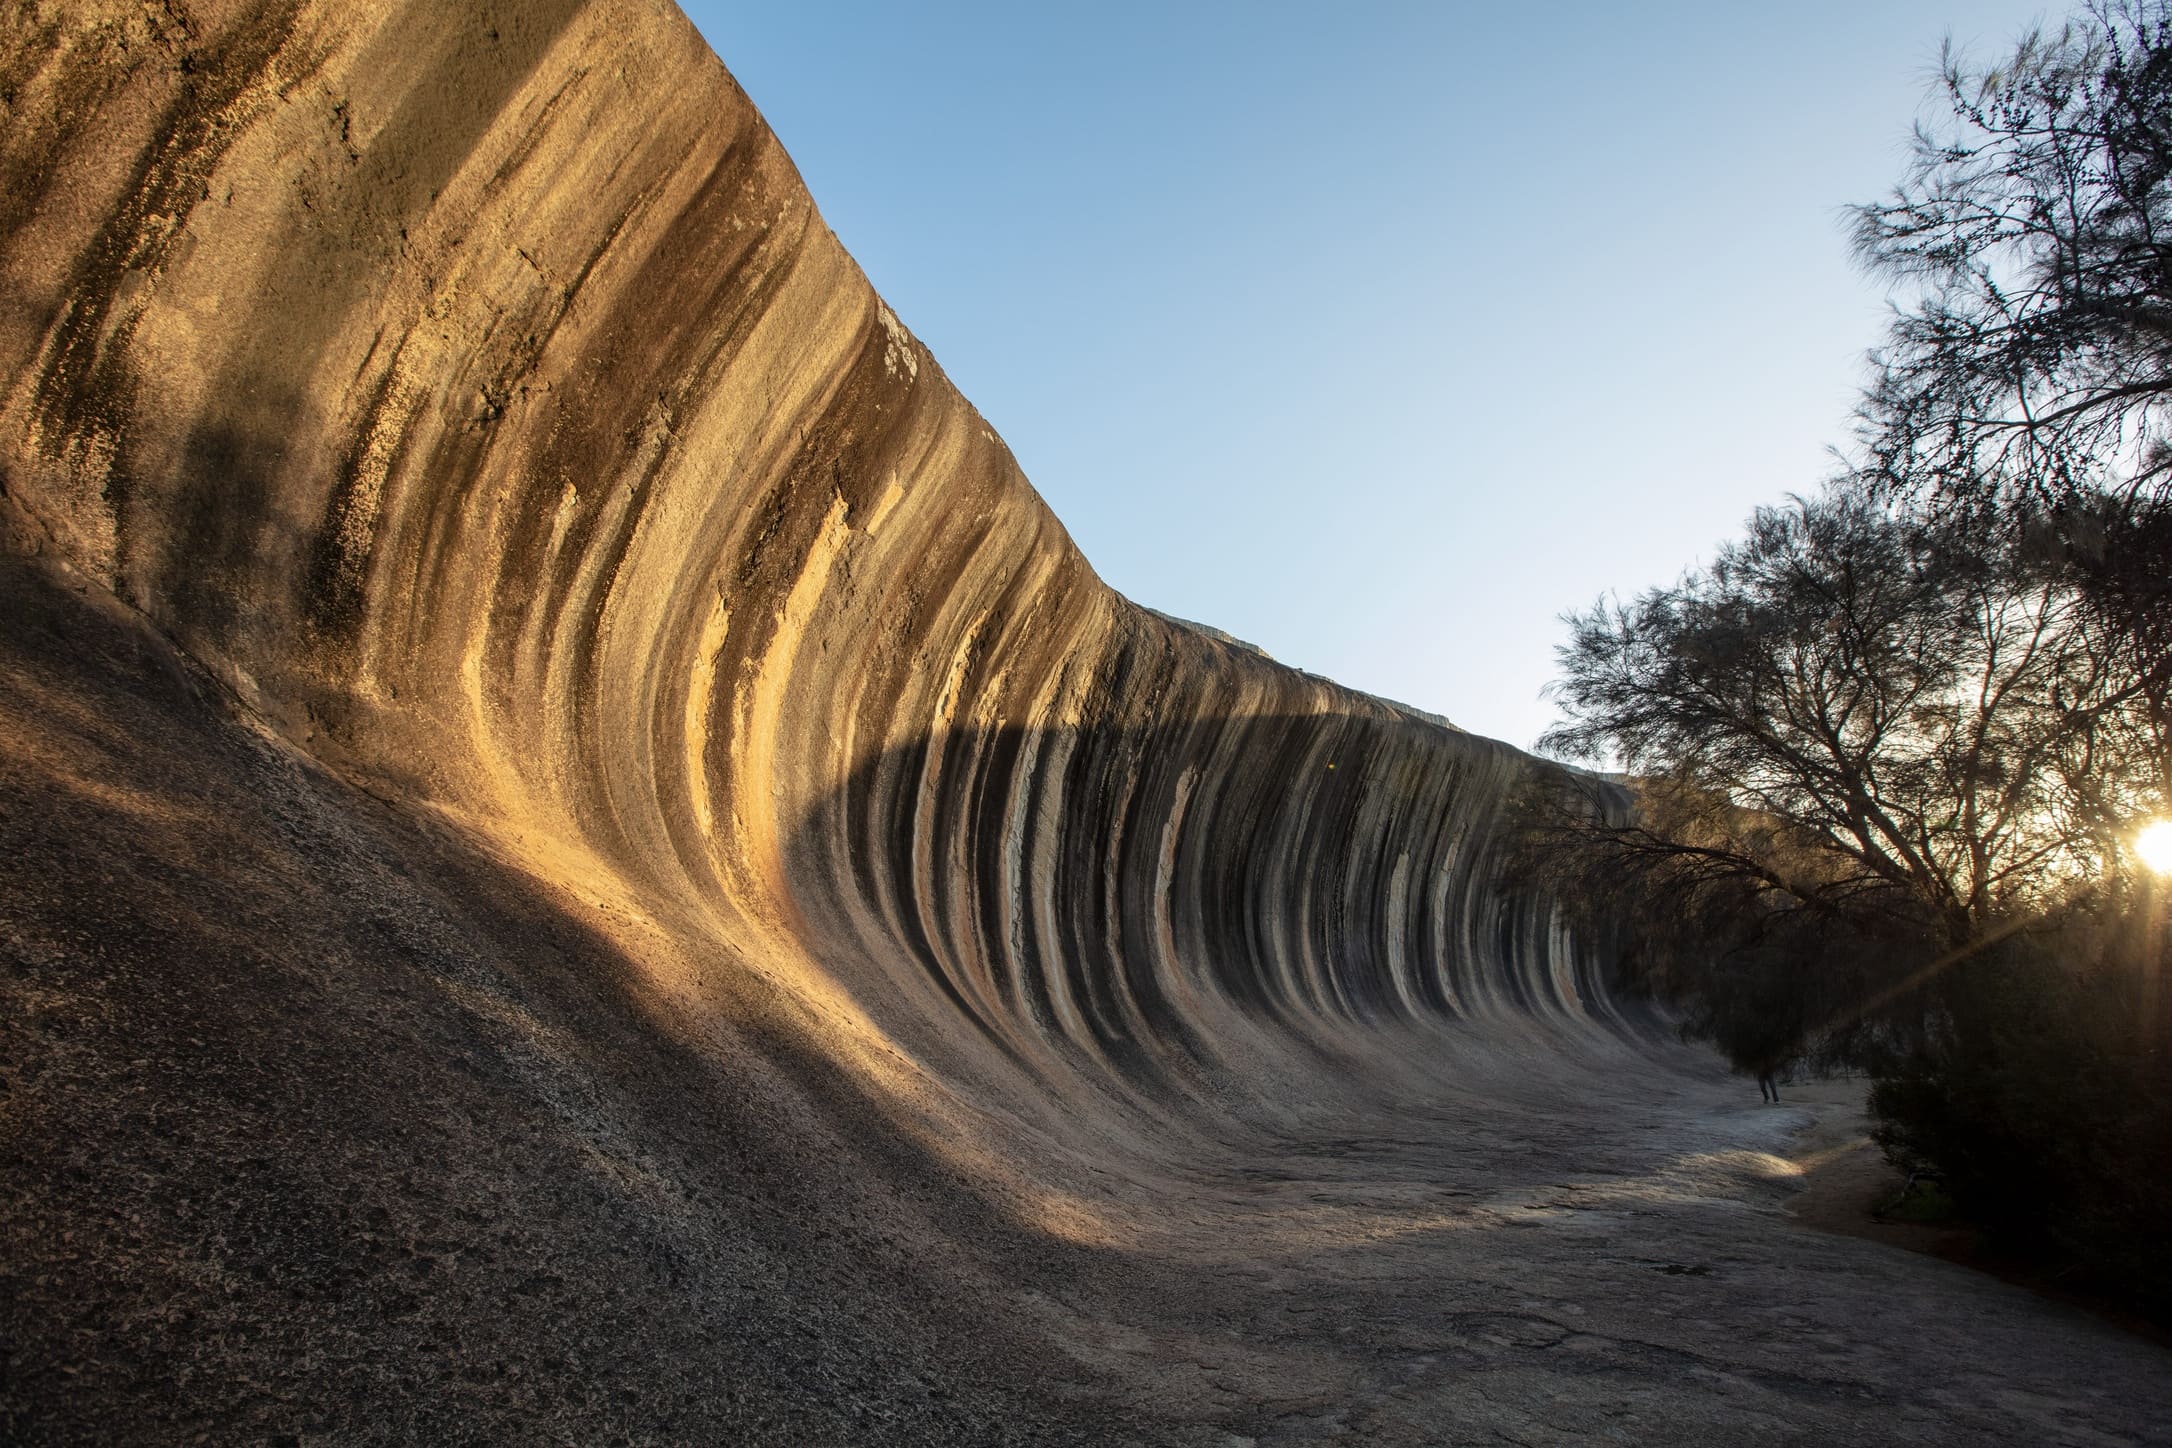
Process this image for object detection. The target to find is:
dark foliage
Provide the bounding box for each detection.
[1867,900,2172,1310]
[1507,767,1937,1078]
[1853,0,2172,505]
[1852,0,2172,814]
[1539,482,2147,950]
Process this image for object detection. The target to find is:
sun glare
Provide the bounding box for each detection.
[2136,820,2172,876]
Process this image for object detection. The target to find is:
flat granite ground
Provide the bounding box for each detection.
[1022,1061,2172,1445]
[5,554,2170,1445]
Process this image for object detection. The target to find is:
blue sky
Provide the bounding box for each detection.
[679,1,2055,751]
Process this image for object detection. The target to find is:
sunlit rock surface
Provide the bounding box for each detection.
[4,4,2169,1443]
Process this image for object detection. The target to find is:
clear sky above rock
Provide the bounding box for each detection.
[681,0,2055,751]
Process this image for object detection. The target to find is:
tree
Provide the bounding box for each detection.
[1851,2,2172,807]
[1852,0,2172,505]
[1539,481,2148,957]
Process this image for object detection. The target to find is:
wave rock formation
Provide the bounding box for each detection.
[6,3,2169,1443]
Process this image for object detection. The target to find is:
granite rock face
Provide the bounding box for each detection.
[6,5,2171,1444]
[1,0,1625,1094]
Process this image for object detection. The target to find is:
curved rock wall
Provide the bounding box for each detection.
[1,0,1633,1161]
[25,13,2172,1446]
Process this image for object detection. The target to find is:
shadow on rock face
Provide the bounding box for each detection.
[778,711,1650,1111]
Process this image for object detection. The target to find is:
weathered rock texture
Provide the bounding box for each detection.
[5,3,2170,1444]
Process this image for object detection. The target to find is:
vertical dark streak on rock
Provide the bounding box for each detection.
[26,3,308,535]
